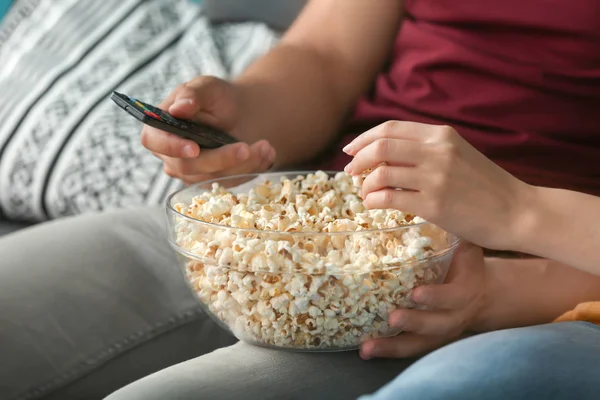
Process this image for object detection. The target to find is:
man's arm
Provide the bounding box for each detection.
[473,257,600,332]
[234,0,404,167]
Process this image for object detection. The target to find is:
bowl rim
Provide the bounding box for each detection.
[166,170,454,239]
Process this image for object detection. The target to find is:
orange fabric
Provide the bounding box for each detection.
[554,302,600,325]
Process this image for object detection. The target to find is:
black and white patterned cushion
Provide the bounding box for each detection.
[0,0,279,221]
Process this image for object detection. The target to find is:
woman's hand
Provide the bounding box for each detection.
[360,242,487,359]
[140,76,276,185]
[343,121,532,251]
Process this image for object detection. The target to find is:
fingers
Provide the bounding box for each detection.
[141,127,201,158]
[411,283,471,310]
[141,76,265,184]
[140,82,206,159]
[359,242,486,360]
[160,140,275,184]
[360,333,447,360]
[344,138,422,175]
[362,188,419,212]
[141,76,239,161]
[360,308,466,359]
[359,165,422,197]
[207,140,275,177]
[388,308,465,337]
[164,142,252,174]
[166,76,226,121]
[410,241,484,308]
[167,85,208,119]
[140,85,202,158]
[343,121,447,155]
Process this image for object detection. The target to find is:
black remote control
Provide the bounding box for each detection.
[111,91,238,149]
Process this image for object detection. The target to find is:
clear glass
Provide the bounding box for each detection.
[166,172,460,352]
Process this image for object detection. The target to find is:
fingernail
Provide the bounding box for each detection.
[268,149,276,164]
[369,347,379,358]
[344,163,353,174]
[360,343,376,360]
[389,312,405,329]
[182,145,195,158]
[260,143,271,159]
[411,288,426,304]
[173,98,193,107]
[236,145,250,161]
[360,350,372,360]
[342,144,354,154]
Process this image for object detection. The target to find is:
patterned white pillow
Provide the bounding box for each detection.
[0,0,278,221]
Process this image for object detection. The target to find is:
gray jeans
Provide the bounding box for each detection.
[0,208,410,400]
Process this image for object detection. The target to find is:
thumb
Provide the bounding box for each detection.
[167,76,228,122]
[167,90,204,119]
[169,97,196,115]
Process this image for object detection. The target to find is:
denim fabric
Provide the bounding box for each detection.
[362,322,600,400]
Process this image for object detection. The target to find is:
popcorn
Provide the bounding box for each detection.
[351,162,387,188]
[172,171,455,350]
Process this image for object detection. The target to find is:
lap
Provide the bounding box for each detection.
[364,322,600,400]
[0,208,235,400]
[105,341,412,400]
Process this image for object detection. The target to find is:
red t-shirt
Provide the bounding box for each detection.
[318,0,600,195]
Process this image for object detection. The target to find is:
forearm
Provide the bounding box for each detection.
[511,186,600,275]
[473,257,600,332]
[233,46,352,167]
[231,0,403,167]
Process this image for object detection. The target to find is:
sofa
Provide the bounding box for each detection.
[0,219,31,236]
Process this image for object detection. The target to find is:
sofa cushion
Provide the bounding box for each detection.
[0,220,32,236]
[204,0,306,30]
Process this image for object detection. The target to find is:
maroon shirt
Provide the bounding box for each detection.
[319,0,600,195]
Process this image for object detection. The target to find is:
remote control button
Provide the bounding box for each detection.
[154,110,178,125]
[153,108,167,117]
[144,110,161,120]
[144,102,159,112]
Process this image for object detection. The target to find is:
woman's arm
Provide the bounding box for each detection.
[344,122,600,275]
[510,187,600,276]
[361,245,600,359]
[473,256,600,332]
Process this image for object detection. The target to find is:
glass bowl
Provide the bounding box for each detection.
[166,171,459,351]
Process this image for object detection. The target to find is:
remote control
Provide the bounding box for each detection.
[111,91,238,149]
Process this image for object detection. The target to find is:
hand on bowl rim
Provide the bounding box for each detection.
[359,241,486,360]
